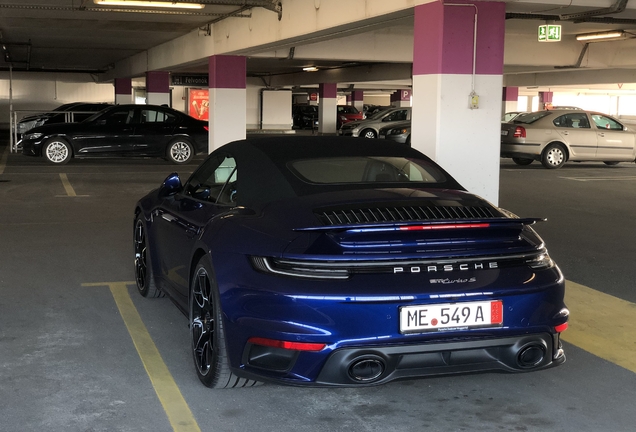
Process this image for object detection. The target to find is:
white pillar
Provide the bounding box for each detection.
[318,83,337,134]
[209,55,246,151]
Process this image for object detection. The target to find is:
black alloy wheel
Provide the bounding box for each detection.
[134,218,163,298]
[190,256,261,389]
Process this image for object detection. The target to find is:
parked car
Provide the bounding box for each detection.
[133,136,568,388]
[16,102,113,138]
[501,110,636,168]
[364,105,392,118]
[292,104,319,129]
[339,107,411,138]
[502,111,524,122]
[21,104,208,165]
[337,105,364,129]
[379,121,410,145]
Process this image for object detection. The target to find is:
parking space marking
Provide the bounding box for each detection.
[559,176,636,182]
[563,280,636,374]
[57,173,89,197]
[83,282,201,432]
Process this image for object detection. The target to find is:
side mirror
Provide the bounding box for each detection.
[158,173,182,198]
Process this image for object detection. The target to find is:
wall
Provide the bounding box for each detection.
[0,72,114,128]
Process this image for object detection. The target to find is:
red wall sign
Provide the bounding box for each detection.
[189,89,209,120]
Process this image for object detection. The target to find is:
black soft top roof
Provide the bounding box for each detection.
[211,136,463,206]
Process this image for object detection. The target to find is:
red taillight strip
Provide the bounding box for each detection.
[399,223,490,231]
[248,337,326,352]
[554,323,568,333]
[204,125,209,131]
[349,223,490,233]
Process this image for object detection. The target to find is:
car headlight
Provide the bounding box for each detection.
[17,120,38,133]
[389,128,409,135]
[24,132,43,140]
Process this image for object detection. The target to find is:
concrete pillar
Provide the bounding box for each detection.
[390,89,412,107]
[209,55,246,151]
[146,71,170,106]
[318,83,337,134]
[411,0,505,205]
[502,86,519,115]
[539,91,553,110]
[114,78,132,105]
[351,90,364,112]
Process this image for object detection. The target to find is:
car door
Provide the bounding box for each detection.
[552,113,597,160]
[72,107,137,155]
[133,107,179,156]
[152,153,238,303]
[591,114,635,160]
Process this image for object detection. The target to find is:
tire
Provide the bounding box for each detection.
[190,256,262,389]
[167,139,194,164]
[512,157,533,166]
[43,138,72,164]
[405,135,411,147]
[360,129,377,139]
[541,143,567,169]
[603,161,620,166]
[134,217,163,298]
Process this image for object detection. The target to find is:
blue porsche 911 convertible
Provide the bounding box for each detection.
[133,136,568,388]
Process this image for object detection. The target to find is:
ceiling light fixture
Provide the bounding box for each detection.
[93,0,205,9]
[576,30,626,42]
[303,67,319,72]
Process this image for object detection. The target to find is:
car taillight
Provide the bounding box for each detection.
[204,125,209,131]
[248,337,326,351]
[513,126,526,138]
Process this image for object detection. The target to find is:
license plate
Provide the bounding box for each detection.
[399,300,503,333]
[501,130,508,136]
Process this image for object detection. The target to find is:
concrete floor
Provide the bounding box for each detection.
[1,138,635,432]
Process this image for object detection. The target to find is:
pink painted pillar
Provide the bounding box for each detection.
[146,71,170,106]
[318,83,337,134]
[351,90,364,112]
[539,91,553,110]
[411,0,505,204]
[502,86,519,115]
[391,89,412,107]
[114,78,132,105]
[209,55,246,151]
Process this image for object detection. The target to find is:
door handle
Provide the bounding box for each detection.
[598,133,605,137]
[161,214,177,222]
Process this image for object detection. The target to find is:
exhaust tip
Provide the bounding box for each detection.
[517,344,546,368]
[348,357,385,382]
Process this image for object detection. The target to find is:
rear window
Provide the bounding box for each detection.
[288,156,446,184]
[337,106,360,114]
[512,112,551,124]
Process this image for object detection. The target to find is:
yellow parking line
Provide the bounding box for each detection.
[563,280,636,374]
[59,173,77,196]
[83,282,201,432]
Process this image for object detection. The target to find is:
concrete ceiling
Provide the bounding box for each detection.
[2,0,636,91]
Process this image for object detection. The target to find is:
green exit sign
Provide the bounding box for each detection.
[538,24,562,42]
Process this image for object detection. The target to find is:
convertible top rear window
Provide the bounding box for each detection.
[513,112,551,124]
[288,156,447,184]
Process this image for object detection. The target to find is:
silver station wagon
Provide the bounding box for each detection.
[500,110,636,169]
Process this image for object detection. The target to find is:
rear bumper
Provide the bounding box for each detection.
[314,332,564,386]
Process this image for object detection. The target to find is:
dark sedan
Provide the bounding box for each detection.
[16,102,113,139]
[21,104,209,164]
[134,136,568,388]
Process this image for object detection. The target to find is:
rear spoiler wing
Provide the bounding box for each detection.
[294,217,545,232]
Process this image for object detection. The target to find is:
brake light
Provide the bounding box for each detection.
[513,126,526,138]
[248,337,326,352]
[554,323,568,333]
[204,125,209,131]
